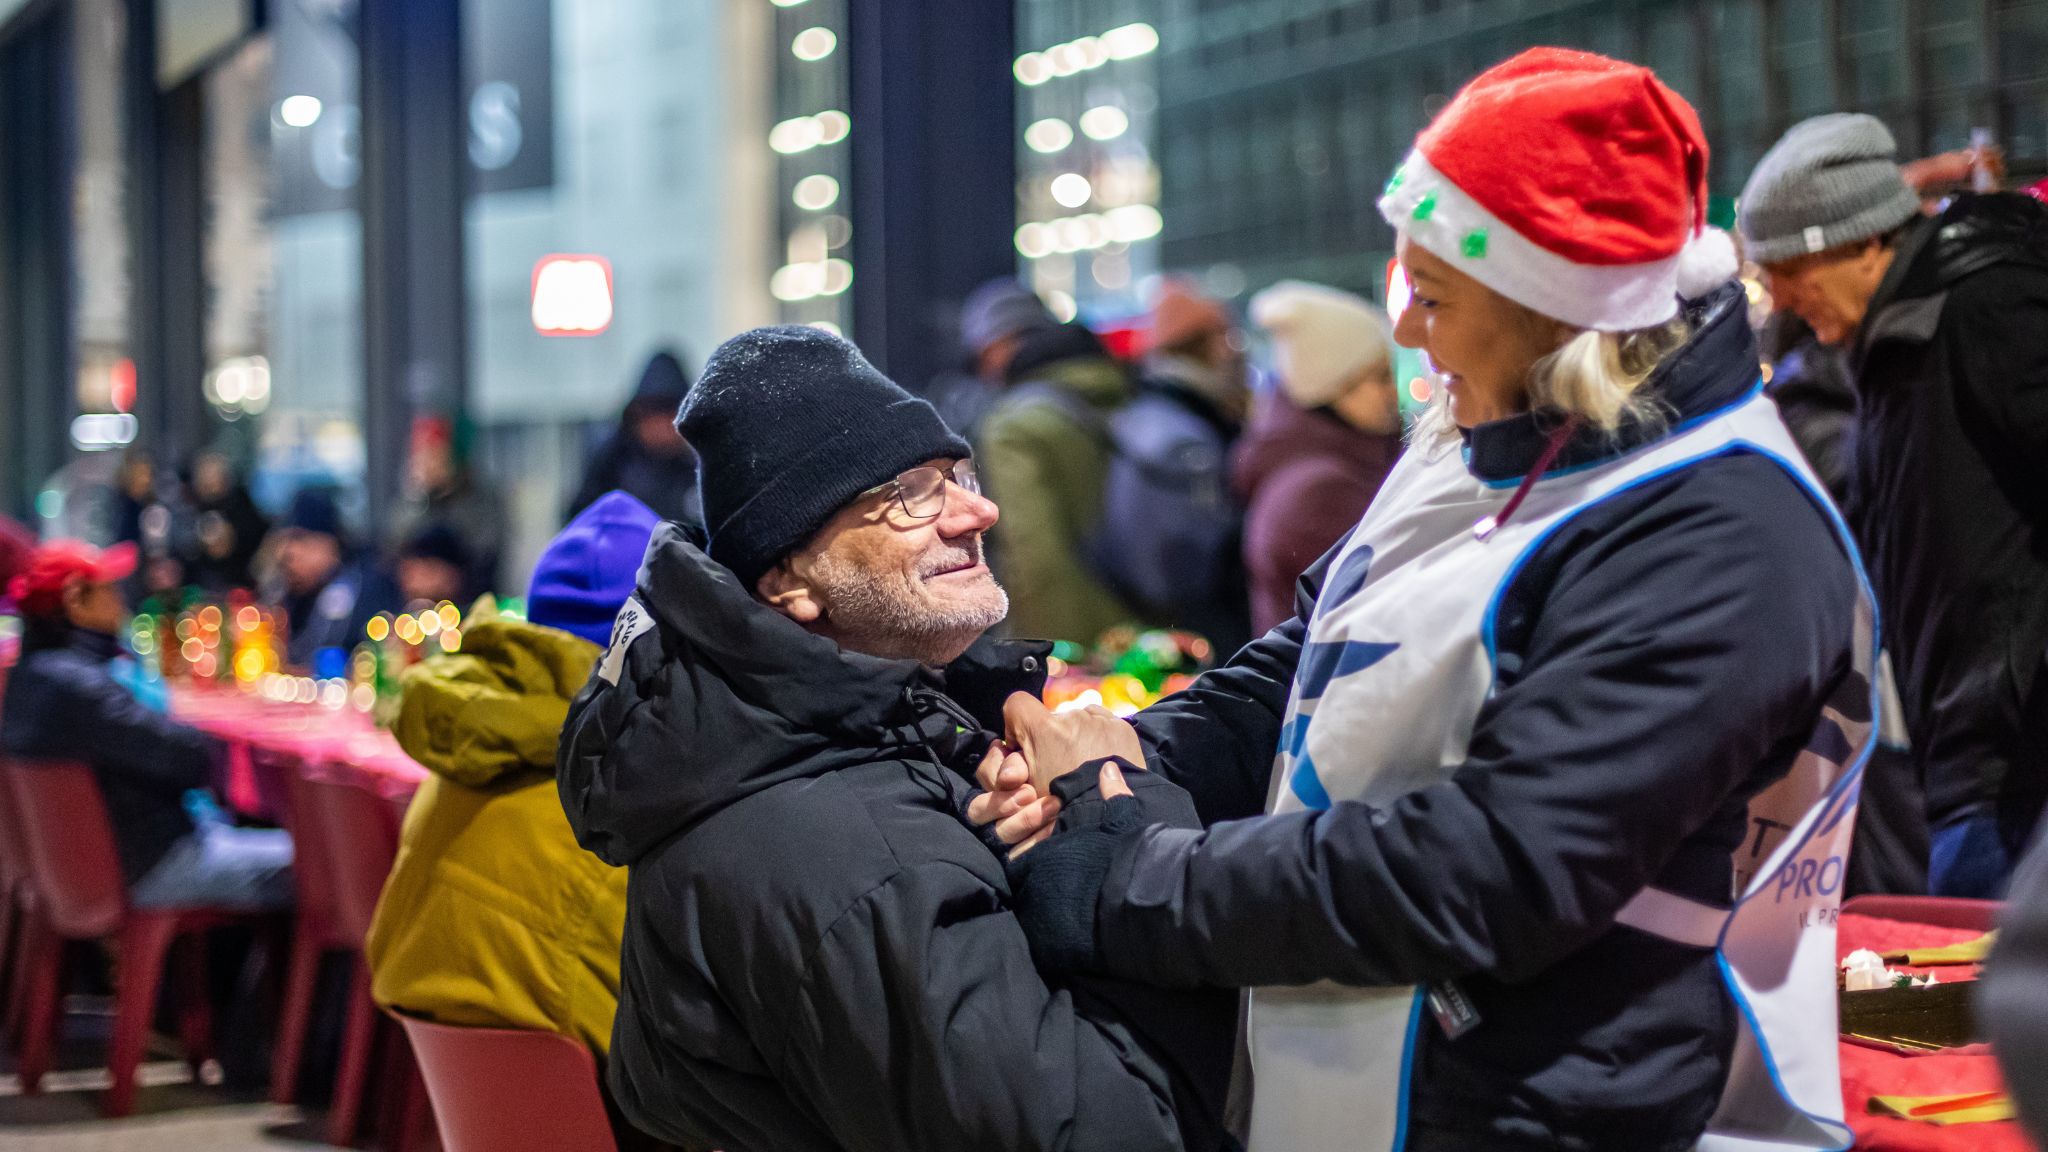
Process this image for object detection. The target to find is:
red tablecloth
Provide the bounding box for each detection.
[1838,913,2037,1151]
[170,684,426,817]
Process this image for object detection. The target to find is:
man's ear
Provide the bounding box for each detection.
[755,561,824,625]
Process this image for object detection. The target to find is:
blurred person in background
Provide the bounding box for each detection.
[1141,278,1251,433]
[1237,281,1404,634]
[1104,279,1253,653]
[392,416,506,604]
[264,486,397,669]
[930,277,1059,442]
[0,513,35,612]
[979,321,1140,645]
[1898,140,2007,208]
[1742,113,2048,898]
[394,522,473,609]
[1755,140,2011,509]
[569,350,704,530]
[2,540,292,910]
[369,491,662,1147]
[1758,309,1856,505]
[179,449,269,592]
[110,448,159,548]
[112,448,188,598]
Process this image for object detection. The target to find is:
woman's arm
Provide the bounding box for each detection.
[1012,458,1858,988]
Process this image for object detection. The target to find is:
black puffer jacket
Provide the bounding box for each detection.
[1009,283,1862,1150]
[1846,193,2048,867]
[555,525,1235,1152]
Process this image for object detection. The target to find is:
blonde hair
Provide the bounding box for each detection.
[1415,311,1690,443]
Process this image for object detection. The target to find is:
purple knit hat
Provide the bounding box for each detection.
[526,491,660,646]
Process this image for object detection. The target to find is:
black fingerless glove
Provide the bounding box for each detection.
[1004,758,1148,973]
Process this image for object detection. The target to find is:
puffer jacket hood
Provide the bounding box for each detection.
[558,521,1042,868]
[395,614,601,789]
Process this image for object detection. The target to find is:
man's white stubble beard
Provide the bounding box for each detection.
[808,539,1009,666]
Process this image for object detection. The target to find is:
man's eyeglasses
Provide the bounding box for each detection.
[865,459,980,521]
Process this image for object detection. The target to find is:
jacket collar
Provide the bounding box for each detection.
[1853,193,2048,364]
[1462,282,1759,486]
[29,624,124,661]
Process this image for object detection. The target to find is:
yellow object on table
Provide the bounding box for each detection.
[1867,1092,2015,1125]
[1881,931,1997,966]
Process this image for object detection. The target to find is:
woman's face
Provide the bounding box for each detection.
[1391,234,1568,428]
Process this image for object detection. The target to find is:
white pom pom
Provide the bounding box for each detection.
[1675,228,1739,299]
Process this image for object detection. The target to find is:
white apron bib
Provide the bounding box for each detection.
[1247,388,1877,1152]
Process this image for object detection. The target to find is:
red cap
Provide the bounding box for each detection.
[6,540,137,619]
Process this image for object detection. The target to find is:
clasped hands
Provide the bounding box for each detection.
[965,692,1142,858]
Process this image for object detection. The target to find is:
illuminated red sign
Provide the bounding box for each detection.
[531,254,614,336]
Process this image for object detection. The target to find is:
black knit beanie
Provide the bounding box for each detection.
[678,326,971,589]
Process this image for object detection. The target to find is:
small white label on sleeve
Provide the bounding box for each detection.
[597,596,654,685]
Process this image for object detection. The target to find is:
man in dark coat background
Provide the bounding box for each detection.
[568,349,705,530]
[1742,112,2048,897]
[556,326,1235,1152]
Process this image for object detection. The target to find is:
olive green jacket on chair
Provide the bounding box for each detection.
[366,615,626,1055]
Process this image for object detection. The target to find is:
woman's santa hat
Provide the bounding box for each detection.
[1379,47,1739,332]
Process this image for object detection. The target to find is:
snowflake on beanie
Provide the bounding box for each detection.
[1379,47,1739,332]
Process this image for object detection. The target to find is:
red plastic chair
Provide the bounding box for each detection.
[295,769,409,1148]
[268,750,348,1107]
[1840,893,2002,933]
[0,754,39,1052]
[397,1014,620,1152]
[1,756,265,1116]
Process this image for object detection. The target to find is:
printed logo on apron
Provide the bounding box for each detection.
[1247,389,1875,1152]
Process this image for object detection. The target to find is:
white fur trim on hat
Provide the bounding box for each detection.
[1674,227,1739,299]
[1249,281,1393,410]
[1378,151,1686,332]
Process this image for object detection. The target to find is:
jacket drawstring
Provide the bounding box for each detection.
[1474,416,1581,541]
[895,686,981,805]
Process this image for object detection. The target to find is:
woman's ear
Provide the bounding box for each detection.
[755,561,824,625]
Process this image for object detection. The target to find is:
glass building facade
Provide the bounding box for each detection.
[1143,0,2048,305]
[0,0,775,587]
[1014,0,1166,324]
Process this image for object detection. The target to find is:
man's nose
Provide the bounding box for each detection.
[939,482,999,537]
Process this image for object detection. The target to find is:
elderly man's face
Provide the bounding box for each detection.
[1760,237,1896,346]
[757,457,1007,666]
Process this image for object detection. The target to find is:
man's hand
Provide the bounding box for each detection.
[1002,692,1144,796]
[966,740,1061,849]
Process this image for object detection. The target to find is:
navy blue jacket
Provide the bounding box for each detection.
[1010,284,1861,1151]
[1,626,214,882]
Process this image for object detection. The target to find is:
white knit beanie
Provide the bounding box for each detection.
[1250,281,1394,410]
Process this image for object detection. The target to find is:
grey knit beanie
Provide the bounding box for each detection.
[1739,113,1921,264]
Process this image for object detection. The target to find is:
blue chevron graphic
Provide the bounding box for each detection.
[1285,639,1401,808]
[1290,751,1334,809]
[1297,640,1402,702]
[1315,545,1377,621]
